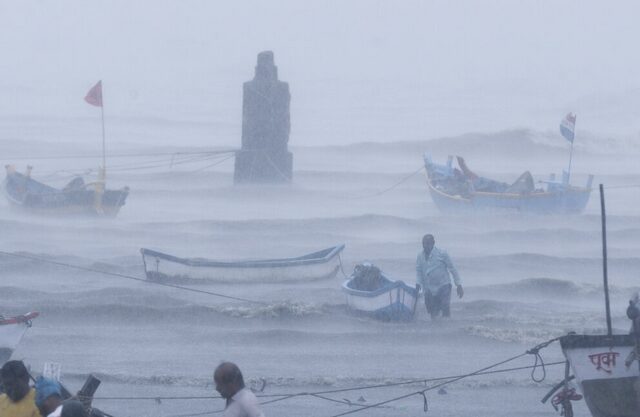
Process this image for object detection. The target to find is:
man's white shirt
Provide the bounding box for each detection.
[223,388,265,417]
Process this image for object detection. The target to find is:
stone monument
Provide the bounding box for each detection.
[234,51,292,183]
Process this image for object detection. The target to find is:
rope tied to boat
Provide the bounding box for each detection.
[337,253,350,279]
[347,165,425,199]
[419,392,428,413]
[0,250,266,305]
[326,336,564,417]
[525,336,561,383]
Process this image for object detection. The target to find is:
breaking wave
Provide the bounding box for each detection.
[64,371,549,390]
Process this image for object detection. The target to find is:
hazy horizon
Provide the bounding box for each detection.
[2,0,639,148]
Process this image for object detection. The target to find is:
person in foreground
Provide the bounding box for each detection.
[0,360,42,417]
[34,377,63,417]
[214,362,264,417]
[34,377,88,417]
[416,234,463,319]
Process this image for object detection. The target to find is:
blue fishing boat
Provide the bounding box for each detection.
[3,166,129,217]
[423,154,593,214]
[342,264,420,321]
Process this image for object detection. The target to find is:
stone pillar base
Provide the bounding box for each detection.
[234,150,293,183]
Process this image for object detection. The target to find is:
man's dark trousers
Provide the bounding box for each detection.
[425,284,452,319]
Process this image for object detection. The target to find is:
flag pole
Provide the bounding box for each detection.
[566,114,576,185]
[97,82,106,215]
[100,84,106,175]
[85,80,107,215]
[567,138,574,184]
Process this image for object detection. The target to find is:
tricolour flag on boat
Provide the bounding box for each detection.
[84,81,103,107]
[559,112,576,143]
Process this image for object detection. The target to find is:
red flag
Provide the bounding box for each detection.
[84,81,103,107]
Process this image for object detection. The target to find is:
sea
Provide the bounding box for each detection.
[2,127,640,417]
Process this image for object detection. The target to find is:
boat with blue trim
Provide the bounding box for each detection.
[3,165,129,217]
[423,154,593,214]
[342,263,420,321]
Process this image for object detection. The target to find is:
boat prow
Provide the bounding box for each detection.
[0,312,39,364]
[560,334,639,417]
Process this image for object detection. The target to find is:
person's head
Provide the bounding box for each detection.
[34,377,62,416]
[0,360,30,402]
[214,362,245,399]
[422,234,435,254]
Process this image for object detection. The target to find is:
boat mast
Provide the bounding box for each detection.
[600,184,612,336]
[99,82,107,181]
[566,115,576,185]
[101,98,106,176]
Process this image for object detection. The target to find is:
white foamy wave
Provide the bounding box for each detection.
[216,301,325,318]
[64,372,549,390]
[464,325,566,345]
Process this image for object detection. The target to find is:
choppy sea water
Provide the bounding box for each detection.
[2,132,639,417]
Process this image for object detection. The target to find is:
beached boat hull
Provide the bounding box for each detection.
[0,312,39,364]
[140,245,345,284]
[561,334,640,417]
[3,169,129,217]
[342,278,419,321]
[424,154,592,214]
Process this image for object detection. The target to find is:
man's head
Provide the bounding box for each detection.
[422,234,435,254]
[0,360,30,402]
[35,377,62,416]
[214,362,245,399]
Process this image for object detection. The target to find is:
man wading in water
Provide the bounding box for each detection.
[416,234,463,319]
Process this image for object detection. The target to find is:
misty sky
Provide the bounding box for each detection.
[1,0,639,147]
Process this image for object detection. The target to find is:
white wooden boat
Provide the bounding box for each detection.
[0,312,39,364]
[140,245,345,284]
[342,264,420,321]
[560,334,639,417]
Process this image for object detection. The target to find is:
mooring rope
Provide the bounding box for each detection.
[347,165,425,199]
[0,250,265,305]
[151,355,564,417]
[0,150,237,162]
[337,253,350,279]
[84,360,566,403]
[326,338,560,417]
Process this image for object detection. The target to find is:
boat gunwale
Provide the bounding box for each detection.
[425,170,591,201]
[341,277,419,298]
[560,333,635,349]
[140,244,346,269]
[0,312,39,326]
[3,172,129,213]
